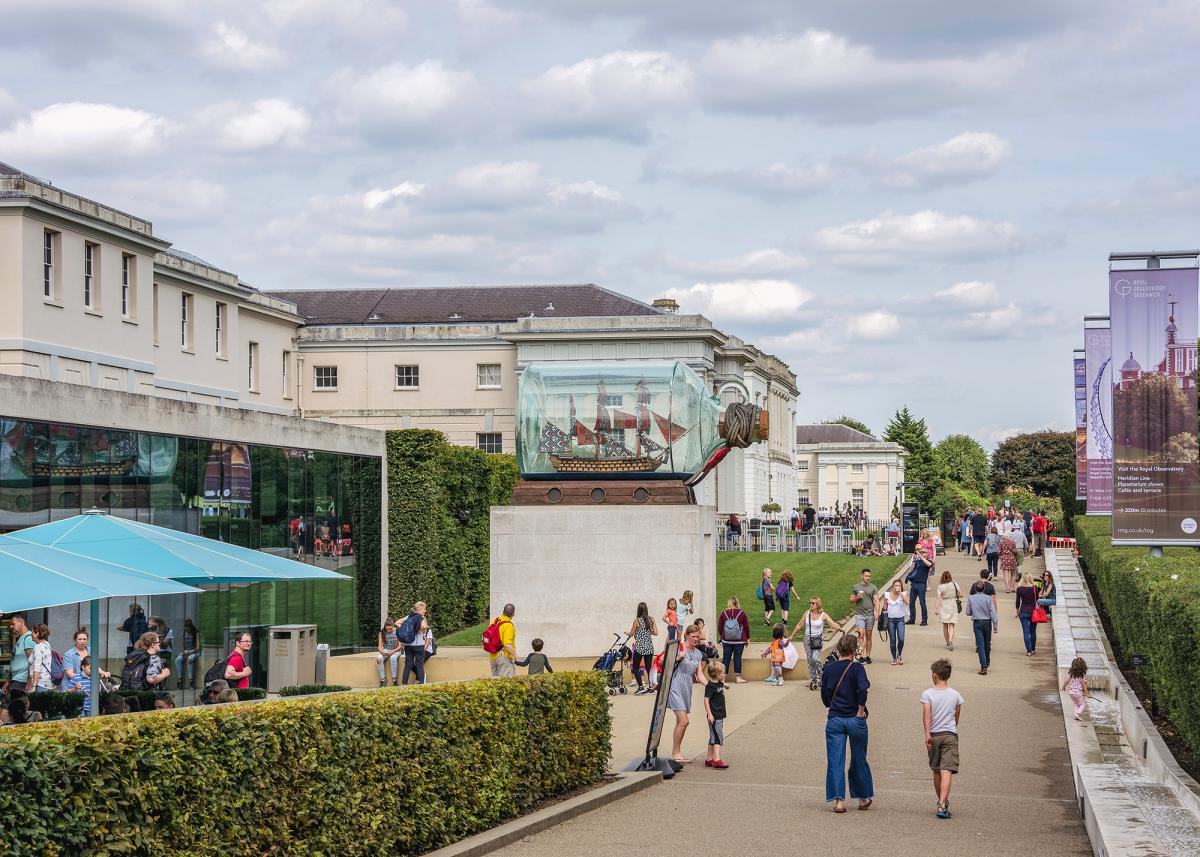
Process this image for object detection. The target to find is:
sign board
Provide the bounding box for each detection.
[1075,351,1088,500]
[1085,325,1114,514]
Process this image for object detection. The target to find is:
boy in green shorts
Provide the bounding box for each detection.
[920,658,963,819]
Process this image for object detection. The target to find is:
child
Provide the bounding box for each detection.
[663,598,679,642]
[1062,657,1089,720]
[679,590,694,629]
[920,658,963,820]
[66,655,93,717]
[761,624,786,685]
[703,660,729,769]
[515,639,554,675]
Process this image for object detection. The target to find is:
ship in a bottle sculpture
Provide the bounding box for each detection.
[516,360,767,487]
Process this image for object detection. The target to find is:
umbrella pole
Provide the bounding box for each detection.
[89,599,101,718]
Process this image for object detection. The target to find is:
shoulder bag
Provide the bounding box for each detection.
[954,583,963,614]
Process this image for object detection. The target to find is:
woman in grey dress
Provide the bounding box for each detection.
[668,624,705,765]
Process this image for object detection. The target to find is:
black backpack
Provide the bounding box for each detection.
[203,653,233,687]
[121,650,150,691]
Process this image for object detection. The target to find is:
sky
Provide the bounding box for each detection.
[3,0,1199,448]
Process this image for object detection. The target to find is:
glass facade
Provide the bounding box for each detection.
[0,416,381,677]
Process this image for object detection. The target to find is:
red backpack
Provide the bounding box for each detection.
[482,617,508,654]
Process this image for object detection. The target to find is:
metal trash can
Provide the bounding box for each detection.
[315,643,329,685]
[266,624,317,692]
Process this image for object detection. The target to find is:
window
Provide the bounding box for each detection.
[152,284,159,344]
[42,229,58,299]
[851,488,864,510]
[215,303,226,355]
[121,253,135,317]
[395,365,419,389]
[477,433,503,453]
[601,394,622,407]
[798,490,810,506]
[851,463,864,473]
[83,243,98,308]
[247,342,259,392]
[314,365,338,389]
[797,460,809,472]
[181,292,193,348]
[477,363,502,388]
[282,350,291,396]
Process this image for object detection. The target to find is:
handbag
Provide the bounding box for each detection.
[1031,605,1048,624]
[954,583,963,614]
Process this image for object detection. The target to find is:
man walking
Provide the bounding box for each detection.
[849,569,879,664]
[487,603,517,677]
[6,614,34,692]
[969,508,987,560]
[1031,510,1047,557]
[907,546,933,626]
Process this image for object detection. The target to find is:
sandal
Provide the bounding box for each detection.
[858,799,873,811]
[833,802,847,813]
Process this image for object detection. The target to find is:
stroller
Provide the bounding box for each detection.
[593,633,632,695]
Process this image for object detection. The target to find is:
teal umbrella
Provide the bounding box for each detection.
[4,512,351,584]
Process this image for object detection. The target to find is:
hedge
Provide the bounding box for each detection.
[1075,516,1200,754]
[278,684,351,697]
[386,430,519,636]
[0,672,610,856]
[25,687,269,720]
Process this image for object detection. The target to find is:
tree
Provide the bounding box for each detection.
[823,416,873,437]
[1112,373,1193,459]
[990,430,1075,496]
[883,406,936,506]
[934,434,991,495]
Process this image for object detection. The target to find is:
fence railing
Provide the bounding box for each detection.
[716,516,905,554]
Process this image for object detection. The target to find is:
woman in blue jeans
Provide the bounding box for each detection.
[882,580,909,665]
[820,634,873,813]
[1015,573,1039,656]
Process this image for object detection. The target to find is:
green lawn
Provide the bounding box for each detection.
[437,552,905,646]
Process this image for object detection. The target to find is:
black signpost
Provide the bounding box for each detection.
[625,639,681,779]
[901,502,920,554]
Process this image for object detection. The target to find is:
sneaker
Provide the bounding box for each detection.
[864,657,873,665]
[704,759,714,767]
[379,680,386,688]
[764,676,775,683]
[710,760,729,769]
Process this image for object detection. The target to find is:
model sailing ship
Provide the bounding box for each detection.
[536,379,688,474]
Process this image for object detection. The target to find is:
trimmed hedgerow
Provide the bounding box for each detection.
[386,430,518,635]
[277,684,351,697]
[0,672,610,856]
[1075,515,1200,754]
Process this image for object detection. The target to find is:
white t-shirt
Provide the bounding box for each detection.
[920,685,964,734]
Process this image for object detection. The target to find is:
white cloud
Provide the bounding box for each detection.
[107,175,227,223]
[454,0,524,48]
[1064,173,1200,219]
[701,31,1014,120]
[935,281,999,306]
[883,132,1013,190]
[263,0,407,36]
[199,22,286,71]
[520,50,692,139]
[813,210,1026,266]
[665,160,837,198]
[448,160,546,205]
[332,61,483,136]
[662,248,810,278]
[846,309,901,340]
[201,99,311,151]
[362,182,425,210]
[0,102,171,163]
[662,279,813,321]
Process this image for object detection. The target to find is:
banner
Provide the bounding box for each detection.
[1085,327,1113,514]
[1109,267,1200,544]
[1074,352,1087,500]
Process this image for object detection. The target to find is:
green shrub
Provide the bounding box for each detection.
[278,684,352,697]
[0,672,610,856]
[386,430,518,636]
[1075,516,1200,754]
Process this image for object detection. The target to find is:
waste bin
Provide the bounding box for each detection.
[315,643,329,685]
[267,624,317,692]
[224,624,268,690]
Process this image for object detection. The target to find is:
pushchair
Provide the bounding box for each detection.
[593,633,631,695]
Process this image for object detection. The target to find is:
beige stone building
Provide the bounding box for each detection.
[794,424,907,521]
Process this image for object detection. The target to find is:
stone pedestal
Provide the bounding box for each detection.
[489,504,717,658]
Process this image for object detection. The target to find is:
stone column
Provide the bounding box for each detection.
[837,463,848,510]
[865,462,874,520]
[886,459,897,517]
[817,461,828,508]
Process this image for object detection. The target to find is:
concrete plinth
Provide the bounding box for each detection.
[489,504,716,657]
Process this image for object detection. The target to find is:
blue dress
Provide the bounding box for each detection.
[667,646,704,713]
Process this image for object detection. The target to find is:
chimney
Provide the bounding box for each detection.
[652,298,679,314]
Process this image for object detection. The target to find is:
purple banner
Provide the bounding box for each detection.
[1109,267,1200,543]
[1074,355,1087,500]
[1085,327,1113,514]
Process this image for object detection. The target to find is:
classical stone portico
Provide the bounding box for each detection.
[795,424,906,520]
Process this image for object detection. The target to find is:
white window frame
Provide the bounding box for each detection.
[476,432,503,453]
[851,488,864,510]
[152,284,159,345]
[181,292,193,349]
[282,350,291,397]
[215,302,226,356]
[42,229,58,301]
[83,242,97,309]
[797,460,809,472]
[314,365,338,390]
[476,363,502,389]
[851,463,864,473]
[247,341,259,392]
[798,490,810,506]
[394,364,420,389]
[121,253,135,318]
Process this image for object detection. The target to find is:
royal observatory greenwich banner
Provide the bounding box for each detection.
[1085,326,1113,515]
[1109,268,1200,544]
[1074,352,1087,500]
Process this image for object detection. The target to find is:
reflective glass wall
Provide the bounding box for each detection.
[0,417,382,678]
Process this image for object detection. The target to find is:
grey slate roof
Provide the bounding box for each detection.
[795,424,878,445]
[268,284,665,325]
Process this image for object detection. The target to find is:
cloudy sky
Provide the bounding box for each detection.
[3,0,1199,447]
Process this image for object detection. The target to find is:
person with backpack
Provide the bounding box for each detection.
[28,623,54,692]
[483,603,517,677]
[118,603,149,654]
[776,570,799,624]
[224,631,254,689]
[123,632,172,691]
[718,596,750,684]
[397,602,428,686]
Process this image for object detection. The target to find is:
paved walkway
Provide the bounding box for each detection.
[496,551,1092,856]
